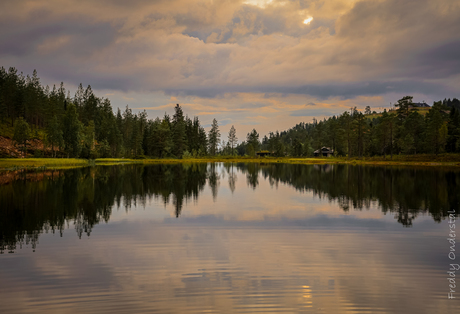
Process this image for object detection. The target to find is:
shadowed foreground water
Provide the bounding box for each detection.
[0,163,459,313]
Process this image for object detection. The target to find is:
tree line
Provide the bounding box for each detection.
[1,66,460,158]
[236,96,460,157]
[0,67,224,158]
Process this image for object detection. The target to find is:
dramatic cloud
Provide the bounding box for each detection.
[1,0,459,136]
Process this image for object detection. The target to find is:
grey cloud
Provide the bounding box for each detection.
[237,102,268,109]
[281,81,450,99]
[181,2,329,43]
[290,108,345,117]
[412,40,460,79]
[1,0,458,105]
[336,0,460,80]
[0,11,120,58]
[164,79,450,100]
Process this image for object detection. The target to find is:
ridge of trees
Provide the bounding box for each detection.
[253,97,459,158]
[1,66,460,158]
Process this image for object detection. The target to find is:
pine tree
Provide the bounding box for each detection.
[447,107,460,153]
[81,120,96,158]
[395,96,413,122]
[62,103,82,158]
[13,117,30,157]
[426,101,447,155]
[208,118,220,156]
[171,104,187,157]
[0,67,6,124]
[198,125,208,156]
[246,129,260,155]
[351,112,367,157]
[228,125,238,156]
[401,111,425,154]
[339,112,352,157]
[45,115,64,157]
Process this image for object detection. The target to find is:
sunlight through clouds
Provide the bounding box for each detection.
[303,16,313,25]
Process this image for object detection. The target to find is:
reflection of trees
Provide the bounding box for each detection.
[235,163,459,227]
[239,163,259,189]
[224,163,237,194]
[1,163,459,252]
[208,163,220,201]
[0,163,208,252]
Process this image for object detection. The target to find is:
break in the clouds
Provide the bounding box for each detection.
[1,0,459,136]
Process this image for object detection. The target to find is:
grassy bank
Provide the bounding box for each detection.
[0,158,91,170]
[2,154,460,170]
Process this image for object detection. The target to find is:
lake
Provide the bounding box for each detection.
[1,163,459,313]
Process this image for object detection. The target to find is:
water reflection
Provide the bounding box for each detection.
[1,163,460,313]
[0,163,459,253]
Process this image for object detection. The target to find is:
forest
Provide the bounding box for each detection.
[1,66,460,159]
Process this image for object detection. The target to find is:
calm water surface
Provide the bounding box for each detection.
[1,163,459,313]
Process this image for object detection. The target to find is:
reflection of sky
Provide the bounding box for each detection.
[1,164,459,313]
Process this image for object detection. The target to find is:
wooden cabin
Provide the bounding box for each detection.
[314,147,334,157]
[256,151,272,157]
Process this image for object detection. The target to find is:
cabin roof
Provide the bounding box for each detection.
[313,147,334,153]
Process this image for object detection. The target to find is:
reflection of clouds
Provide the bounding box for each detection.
[1,224,454,313]
[1,163,458,312]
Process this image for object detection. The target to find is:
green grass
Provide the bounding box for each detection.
[2,154,460,170]
[366,107,431,120]
[0,158,90,170]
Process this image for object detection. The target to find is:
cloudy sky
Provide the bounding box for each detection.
[1,0,459,137]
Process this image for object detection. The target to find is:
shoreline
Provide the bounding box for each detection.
[1,155,460,170]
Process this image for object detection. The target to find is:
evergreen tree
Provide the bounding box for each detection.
[158,117,173,157]
[395,96,413,121]
[377,110,390,158]
[45,115,64,157]
[447,107,460,153]
[13,117,30,157]
[171,104,187,157]
[198,124,208,156]
[303,137,314,156]
[81,120,96,159]
[351,112,367,157]
[25,69,43,128]
[228,125,238,156]
[426,101,447,155]
[0,67,6,124]
[364,106,372,115]
[339,112,352,157]
[292,137,303,156]
[246,129,260,155]
[62,103,82,158]
[401,111,425,154]
[208,118,220,156]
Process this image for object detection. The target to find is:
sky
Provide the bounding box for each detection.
[1,0,459,138]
